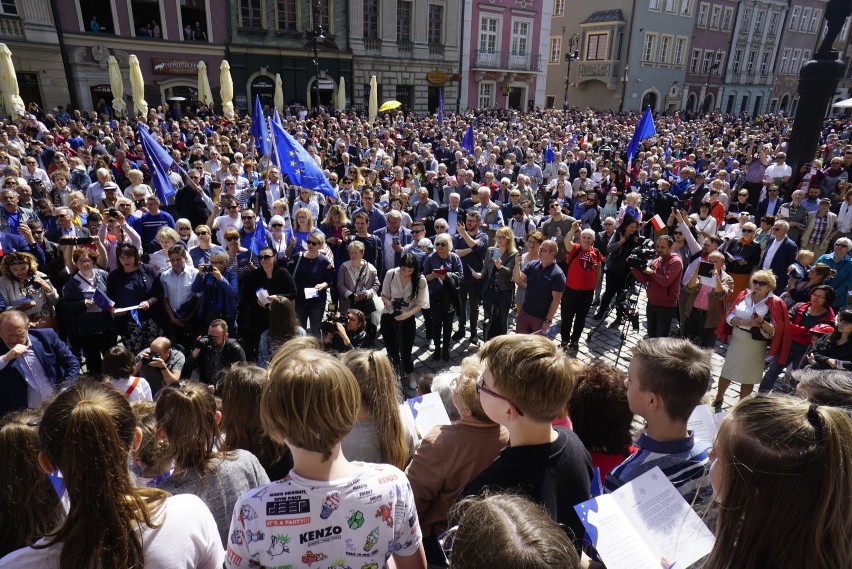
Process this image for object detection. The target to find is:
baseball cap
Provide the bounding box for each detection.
[418,238,434,249]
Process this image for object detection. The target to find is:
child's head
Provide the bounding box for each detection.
[795,248,814,266]
[568,361,634,454]
[155,381,219,474]
[706,396,852,569]
[130,400,171,479]
[628,338,710,423]
[263,348,359,461]
[478,335,580,423]
[448,494,580,569]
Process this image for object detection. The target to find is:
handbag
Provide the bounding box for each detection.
[350,264,377,315]
[749,311,771,341]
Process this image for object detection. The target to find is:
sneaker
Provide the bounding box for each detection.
[712,401,723,414]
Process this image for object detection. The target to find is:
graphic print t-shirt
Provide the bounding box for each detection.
[224,462,422,569]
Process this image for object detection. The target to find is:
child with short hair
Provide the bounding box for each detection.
[224,348,426,569]
[455,334,592,550]
[605,337,712,504]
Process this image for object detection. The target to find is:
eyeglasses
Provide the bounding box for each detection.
[741,229,755,233]
[307,240,320,246]
[241,216,254,220]
[225,236,239,242]
[225,182,236,186]
[227,205,239,210]
[673,231,682,236]
[752,280,769,287]
[476,374,524,416]
[196,231,209,236]
[179,226,190,231]
[835,243,849,248]
[259,254,274,260]
[270,223,283,228]
[435,243,448,248]
[411,228,424,234]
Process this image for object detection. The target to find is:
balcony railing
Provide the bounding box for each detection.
[398,40,413,53]
[364,36,382,50]
[429,42,444,55]
[473,50,543,72]
[0,15,24,40]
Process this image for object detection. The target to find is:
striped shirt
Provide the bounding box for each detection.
[605,431,711,505]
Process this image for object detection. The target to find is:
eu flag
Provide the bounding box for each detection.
[252,95,270,157]
[626,107,656,163]
[545,141,556,165]
[138,124,176,204]
[248,215,268,255]
[437,87,444,127]
[269,119,336,199]
[269,109,282,169]
[461,124,474,156]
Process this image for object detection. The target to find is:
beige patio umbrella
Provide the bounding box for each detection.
[107,56,126,116]
[0,44,25,119]
[197,61,214,107]
[220,60,234,120]
[128,54,148,117]
[336,76,346,110]
[274,73,283,112]
[368,75,377,122]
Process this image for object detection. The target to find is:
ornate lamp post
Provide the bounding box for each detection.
[562,33,580,116]
[310,0,324,110]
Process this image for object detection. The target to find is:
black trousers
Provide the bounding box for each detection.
[646,303,675,338]
[561,288,594,343]
[74,332,117,375]
[682,308,717,348]
[381,313,416,374]
[457,278,482,335]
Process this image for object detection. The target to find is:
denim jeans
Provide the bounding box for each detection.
[646,303,675,338]
[296,299,326,337]
[758,342,808,393]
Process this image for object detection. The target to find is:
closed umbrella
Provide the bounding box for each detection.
[0,44,25,119]
[128,54,148,117]
[107,56,126,117]
[220,60,234,120]
[197,61,213,107]
[368,75,377,122]
[337,76,346,110]
[274,73,283,112]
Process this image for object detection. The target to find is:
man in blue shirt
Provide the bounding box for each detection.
[138,195,175,252]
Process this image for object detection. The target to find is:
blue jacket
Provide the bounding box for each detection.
[0,328,80,416]
[818,252,852,309]
[191,268,238,325]
[0,232,46,267]
[759,236,798,294]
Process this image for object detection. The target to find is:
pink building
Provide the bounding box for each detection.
[459,0,552,111]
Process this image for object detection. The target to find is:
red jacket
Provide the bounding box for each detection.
[788,302,835,346]
[716,290,792,365]
[631,254,683,308]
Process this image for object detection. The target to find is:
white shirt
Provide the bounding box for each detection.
[764,162,792,183]
[160,266,199,310]
[213,213,240,244]
[762,237,783,270]
[0,337,55,408]
[110,376,153,401]
[726,292,771,327]
[837,201,852,233]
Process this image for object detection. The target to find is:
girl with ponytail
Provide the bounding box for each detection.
[0,381,223,568]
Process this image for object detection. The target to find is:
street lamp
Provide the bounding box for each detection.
[703,48,721,113]
[310,0,324,111]
[563,33,580,116]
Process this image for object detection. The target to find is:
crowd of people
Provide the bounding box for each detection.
[0,101,851,568]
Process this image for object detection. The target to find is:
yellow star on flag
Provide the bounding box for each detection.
[295,169,301,174]
[289,151,295,156]
[290,160,296,166]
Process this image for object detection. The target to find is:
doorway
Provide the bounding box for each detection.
[508,87,524,110]
[641,91,658,111]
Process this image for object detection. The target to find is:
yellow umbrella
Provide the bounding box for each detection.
[197,61,213,107]
[336,76,346,110]
[274,73,283,112]
[107,56,126,117]
[220,60,234,120]
[379,100,401,113]
[368,75,377,122]
[128,54,148,117]
[0,44,25,119]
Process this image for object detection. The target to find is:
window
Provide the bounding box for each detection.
[180,0,207,41]
[690,49,701,73]
[428,4,443,46]
[586,33,607,60]
[80,1,114,34]
[309,0,330,32]
[768,12,778,34]
[722,7,733,30]
[364,0,378,39]
[715,51,724,73]
[674,37,686,65]
[779,48,790,74]
[741,7,751,26]
[760,51,770,75]
[697,2,708,26]
[642,33,657,63]
[680,0,690,16]
[276,0,297,32]
[658,36,671,63]
[553,0,565,17]
[732,48,742,73]
[702,51,713,74]
[665,0,675,13]
[789,6,800,30]
[753,10,765,31]
[397,0,412,43]
[810,10,821,33]
[746,50,756,74]
[710,5,721,28]
[0,0,16,15]
[478,82,494,108]
[649,0,661,10]
[130,0,162,38]
[479,16,499,53]
[239,0,262,29]
[800,7,811,32]
[791,49,801,75]
[549,36,562,63]
[511,19,530,56]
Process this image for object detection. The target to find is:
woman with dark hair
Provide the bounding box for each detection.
[807,309,852,371]
[103,345,153,401]
[287,231,334,337]
[782,262,835,307]
[106,242,165,354]
[568,360,636,481]
[239,246,297,358]
[218,364,293,480]
[594,216,642,324]
[381,253,429,389]
[257,296,304,366]
[423,233,463,361]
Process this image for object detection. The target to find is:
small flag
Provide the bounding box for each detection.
[92,289,114,312]
[650,214,666,232]
[590,467,603,498]
[251,95,270,157]
[138,124,178,204]
[461,124,474,155]
[568,133,577,149]
[437,87,444,127]
[248,216,268,255]
[129,308,142,328]
[626,107,657,163]
[545,141,556,165]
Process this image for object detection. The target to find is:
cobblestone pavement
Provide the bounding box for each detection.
[381,287,741,413]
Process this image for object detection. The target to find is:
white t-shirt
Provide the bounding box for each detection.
[213,213,241,244]
[109,376,153,402]
[224,462,422,569]
[0,494,224,569]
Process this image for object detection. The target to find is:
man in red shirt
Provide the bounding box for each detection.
[632,235,683,338]
[561,222,603,349]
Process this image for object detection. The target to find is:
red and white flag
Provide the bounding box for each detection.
[650,214,666,232]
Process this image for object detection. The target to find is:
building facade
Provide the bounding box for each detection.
[227,0,352,113]
[54,0,227,113]
[460,0,552,112]
[0,0,69,115]
[718,0,788,116]
[349,0,461,114]
[770,0,825,114]
[682,0,738,113]
[625,0,694,114]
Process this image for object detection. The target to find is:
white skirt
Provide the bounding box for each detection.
[720,327,768,385]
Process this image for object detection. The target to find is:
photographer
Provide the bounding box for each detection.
[631,235,683,338]
[191,251,238,335]
[134,337,184,397]
[679,251,733,348]
[593,216,643,323]
[322,308,369,353]
[380,253,428,390]
[188,319,246,390]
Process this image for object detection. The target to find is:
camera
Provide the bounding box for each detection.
[198,264,211,273]
[321,303,347,335]
[391,298,410,317]
[141,354,154,364]
[24,276,42,290]
[108,208,119,218]
[626,239,656,270]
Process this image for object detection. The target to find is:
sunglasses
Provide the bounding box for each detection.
[196,231,209,236]
[307,240,320,246]
[241,216,254,220]
[227,205,239,210]
[270,223,283,228]
[435,243,448,248]
[476,374,524,416]
[259,254,274,260]
[741,229,755,233]
[225,182,236,186]
[752,280,769,287]
[225,236,239,242]
[835,243,849,248]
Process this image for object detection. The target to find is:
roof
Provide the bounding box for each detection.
[581,10,625,24]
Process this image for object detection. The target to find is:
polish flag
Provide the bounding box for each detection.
[650,214,666,232]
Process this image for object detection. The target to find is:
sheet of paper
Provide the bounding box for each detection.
[303,287,320,299]
[779,206,790,219]
[687,404,719,445]
[575,495,661,569]
[614,468,715,568]
[713,410,728,429]
[404,392,452,437]
[113,304,141,315]
[699,275,716,287]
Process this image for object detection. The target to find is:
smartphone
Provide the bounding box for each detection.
[492,248,500,261]
[698,261,714,278]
